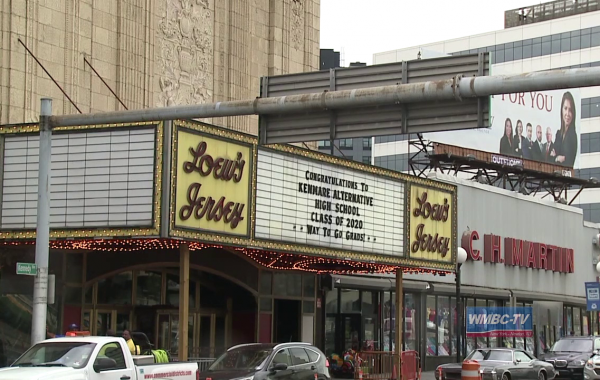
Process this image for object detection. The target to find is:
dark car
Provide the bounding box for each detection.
[199,342,330,380]
[540,336,600,379]
[435,348,556,380]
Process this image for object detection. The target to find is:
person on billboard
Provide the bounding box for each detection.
[513,120,525,157]
[522,122,534,160]
[543,127,556,162]
[500,118,514,156]
[532,125,544,161]
[552,91,578,167]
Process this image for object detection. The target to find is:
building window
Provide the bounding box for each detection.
[363,138,372,149]
[318,140,331,148]
[362,156,371,165]
[339,139,353,149]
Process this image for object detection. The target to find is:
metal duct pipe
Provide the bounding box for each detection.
[49,67,600,127]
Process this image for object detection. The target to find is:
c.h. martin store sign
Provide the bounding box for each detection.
[0,119,458,273]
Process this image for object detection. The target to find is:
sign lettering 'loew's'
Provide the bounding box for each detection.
[408,185,453,263]
[174,128,252,236]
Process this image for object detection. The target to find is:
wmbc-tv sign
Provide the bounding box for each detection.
[466,307,533,338]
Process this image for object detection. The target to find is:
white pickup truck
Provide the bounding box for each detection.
[0,336,199,380]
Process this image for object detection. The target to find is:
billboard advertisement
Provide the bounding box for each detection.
[466,306,533,338]
[425,64,581,169]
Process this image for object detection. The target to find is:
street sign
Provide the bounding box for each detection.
[586,282,600,311]
[16,262,37,276]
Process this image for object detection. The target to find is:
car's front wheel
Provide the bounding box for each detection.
[537,371,546,380]
[501,372,510,380]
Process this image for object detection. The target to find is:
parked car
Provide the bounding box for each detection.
[540,336,600,379]
[199,342,330,380]
[435,348,556,380]
[0,336,199,380]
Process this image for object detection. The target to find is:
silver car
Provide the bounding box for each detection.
[584,356,600,379]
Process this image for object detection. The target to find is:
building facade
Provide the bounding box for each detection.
[0,0,320,135]
[372,2,600,222]
[322,172,600,371]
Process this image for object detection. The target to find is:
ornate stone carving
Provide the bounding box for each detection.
[156,0,213,107]
[290,0,304,51]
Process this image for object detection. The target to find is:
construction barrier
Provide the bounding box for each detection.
[353,351,420,380]
[461,360,481,380]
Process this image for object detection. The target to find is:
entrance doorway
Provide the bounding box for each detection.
[274,299,300,343]
[155,310,228,358]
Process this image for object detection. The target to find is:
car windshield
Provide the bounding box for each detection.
[208,346,272,371]
[13,342,96,369]
[551,339,593,353]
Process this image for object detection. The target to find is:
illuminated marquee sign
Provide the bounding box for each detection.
[254,148,405,256]
[407,185,454,263]
[461,230,574,273]
[174,128,252,236]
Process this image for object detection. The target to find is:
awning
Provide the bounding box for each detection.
[330,274,585,305]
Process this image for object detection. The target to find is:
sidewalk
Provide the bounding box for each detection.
[421,371,436,380]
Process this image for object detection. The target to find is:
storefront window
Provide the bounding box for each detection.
[465,298,475,354]
[488,300,499,348]
[583,312,590,336]
[405,294,416,351]
[426,295,436,355]
[303,274,315,297]
[136,271,162,306]
[383,292,392,352]
[451,297,457,356]
[574,308,582,336]
[473,299,486,349]
[326,289,338,313]
[437,296,450,356]
[340,289,360,313]
[566,307,573,335]
[524,303,533,353]
[166,273,179,306]
[97,271,132,305]
[274,273,302,297]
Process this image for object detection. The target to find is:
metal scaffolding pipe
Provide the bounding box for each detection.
[49,67,600,127]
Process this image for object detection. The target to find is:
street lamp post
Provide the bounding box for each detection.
[456,247,468,363]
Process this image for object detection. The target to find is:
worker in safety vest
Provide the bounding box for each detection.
[122,330,141,355]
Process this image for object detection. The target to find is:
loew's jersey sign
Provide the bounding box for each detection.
[466,307,533,338]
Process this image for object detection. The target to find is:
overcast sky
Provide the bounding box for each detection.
[320,0,538,65]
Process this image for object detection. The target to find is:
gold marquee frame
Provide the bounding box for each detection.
[0,119,458,272]
[0,121,164,239]
[167,120,458,272]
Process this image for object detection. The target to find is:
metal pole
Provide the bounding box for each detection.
[455,263,462,363]
[49,67,600,127]
[31,98,52,345]
[395,268,404,380]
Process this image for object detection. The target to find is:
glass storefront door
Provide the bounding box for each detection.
[85,309,131,336]
[156,311,228,359]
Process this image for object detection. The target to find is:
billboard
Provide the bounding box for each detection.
[466,306,533,338]
[425,64,581,169]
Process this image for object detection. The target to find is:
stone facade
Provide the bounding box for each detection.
[0,0,320,136]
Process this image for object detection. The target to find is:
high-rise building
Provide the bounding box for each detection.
[372,0,600,222]
[0,0,321,135]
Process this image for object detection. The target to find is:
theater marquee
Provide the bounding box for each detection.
[171,123,253,238]
[254,148,405,257]
[407,184,457,264]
